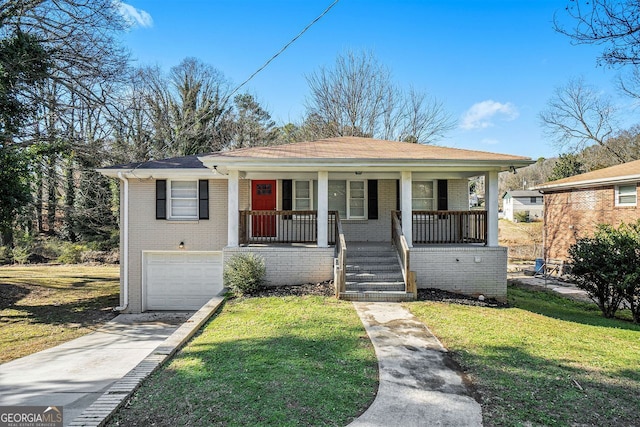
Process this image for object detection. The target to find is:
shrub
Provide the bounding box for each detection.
[569,222,640,321]
[223,253,266,296]
[57,242,88,264]
[0,246,11,264]
[513,211,529,223]
[11,245,29,264]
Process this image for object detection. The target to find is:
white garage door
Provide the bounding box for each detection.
[144,252,223,310]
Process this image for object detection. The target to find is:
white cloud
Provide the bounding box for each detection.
[117,2,153,28]
[460,100,519,130]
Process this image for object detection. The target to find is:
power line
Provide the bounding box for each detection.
[227,0,340,100]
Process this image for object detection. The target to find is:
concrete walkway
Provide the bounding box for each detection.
[0,297,224,426]
[350,302,482,427]
[508,273,590,302]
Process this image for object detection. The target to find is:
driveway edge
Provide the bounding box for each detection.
[68,296,225,427]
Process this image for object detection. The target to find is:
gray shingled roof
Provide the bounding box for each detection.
[101,155,208,170]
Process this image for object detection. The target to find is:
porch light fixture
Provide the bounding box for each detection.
[509,166,517,174]
[355,171,362,175]
[178,241,185,249]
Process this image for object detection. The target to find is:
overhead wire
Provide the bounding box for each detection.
[227,0,340,100]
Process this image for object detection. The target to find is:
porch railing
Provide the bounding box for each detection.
[394,210,487,245]
[391,211,416,295]
[239,210,338,245]
[333,212,347,297]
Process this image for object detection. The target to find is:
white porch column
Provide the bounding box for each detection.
[227,170,239,247]
[317,171,329,248]
[401,171,413,247]
[485,170,499,247]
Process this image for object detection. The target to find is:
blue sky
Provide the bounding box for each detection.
[118,0,633,160]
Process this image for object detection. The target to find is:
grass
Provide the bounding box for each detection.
[406,284,640,427]
[499,219,543,261]
[109,296,378,427]
[0,264,120,364]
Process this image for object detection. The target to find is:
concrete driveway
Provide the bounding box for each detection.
[0,312,193,425]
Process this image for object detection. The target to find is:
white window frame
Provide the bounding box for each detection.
[326,179,367,220]
[168,180,198,220]
[615,184,637,207]
[293,180,313,211]
[292,179,368,220]
[347,180,367,219]
[411,180,436,211]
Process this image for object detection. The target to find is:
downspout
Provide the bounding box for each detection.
[115,172,129,311]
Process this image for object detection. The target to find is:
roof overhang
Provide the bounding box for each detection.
[96,168,223,180]
[197,156,534,174]
[535,174,640,192]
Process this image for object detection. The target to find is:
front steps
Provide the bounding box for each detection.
[339,243,415,302]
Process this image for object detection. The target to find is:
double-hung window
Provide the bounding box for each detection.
[348,181,366,219]
[293,180,312,210]
[412,181,435,210]
[169,180,198,219]
[328,180,366,219]
[292,179,367,219]
[616,184,637,206]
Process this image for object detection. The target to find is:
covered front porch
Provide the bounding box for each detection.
[222,170,502,301]
[226,171,501,248]
[197,136,530,301]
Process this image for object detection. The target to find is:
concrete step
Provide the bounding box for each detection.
[347,249,397,257]
[339,291,416,302]
[347,256,398,264]
[346,282,405,292]
[347,263,401,272]
[346,272,404,281]
[347,244,396,252]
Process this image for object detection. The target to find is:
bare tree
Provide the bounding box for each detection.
[305,50,454,143]
[398,88,455,143]
[539,77,625,161]
[555,0,640,66]
[140,58,235,157]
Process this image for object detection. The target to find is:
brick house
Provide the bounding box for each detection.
[535,159,640,261]
[98,137,532,313]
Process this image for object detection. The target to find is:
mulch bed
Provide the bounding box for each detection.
[246,281,507,307]
[416,288,508,308]
[247,281,336,298]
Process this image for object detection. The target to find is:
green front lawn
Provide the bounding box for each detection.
[0,265,120,364]
[406,285,640,426]
[109,296,378,426]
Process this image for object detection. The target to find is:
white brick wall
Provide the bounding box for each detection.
[224,246,334,286]
[410,245,507,299]
[342,179,396,242]
[448,179,470,210]
[125,179,228,313]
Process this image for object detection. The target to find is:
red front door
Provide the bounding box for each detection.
[251,180,276,237]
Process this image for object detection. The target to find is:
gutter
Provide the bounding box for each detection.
[115,172,129,312]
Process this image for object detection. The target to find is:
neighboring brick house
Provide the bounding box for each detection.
[535,159,640,261]
[502,190,543,222]
[99,137,532,312]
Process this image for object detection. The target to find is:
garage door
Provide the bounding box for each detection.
[144,252,223,310]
